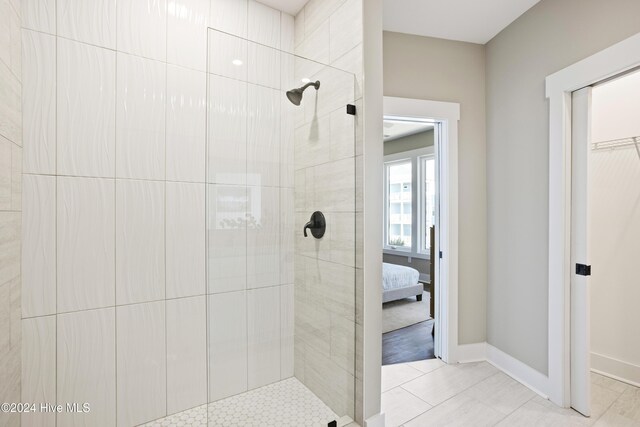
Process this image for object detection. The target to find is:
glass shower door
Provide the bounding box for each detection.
[206,27,357,425]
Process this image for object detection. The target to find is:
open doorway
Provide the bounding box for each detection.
[569,68,640,418]
[380,117,439,365]
[378,96,460,371]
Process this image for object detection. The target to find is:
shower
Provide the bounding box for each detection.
[286,80,320,105]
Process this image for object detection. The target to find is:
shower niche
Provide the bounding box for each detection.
[204,27,358,425]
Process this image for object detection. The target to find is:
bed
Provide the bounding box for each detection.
[382,262,423,303]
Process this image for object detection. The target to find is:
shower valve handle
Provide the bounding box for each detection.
[303,211,326,239]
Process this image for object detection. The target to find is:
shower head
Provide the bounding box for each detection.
[286,80,320,106]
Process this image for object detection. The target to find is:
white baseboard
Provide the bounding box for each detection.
[456,342,549,399]
[457,342,487,363]
[364,412,385,427]
[486,344,549,399]
[592,352,640,388]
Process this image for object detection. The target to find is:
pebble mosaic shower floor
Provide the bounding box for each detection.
[141,378,345,427]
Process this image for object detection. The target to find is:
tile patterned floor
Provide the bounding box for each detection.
[141,377,358,427]
[382,359,640,426]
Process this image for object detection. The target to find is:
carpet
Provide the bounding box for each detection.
[382,291,431,333]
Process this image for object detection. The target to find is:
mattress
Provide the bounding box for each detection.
[382,262,420,292]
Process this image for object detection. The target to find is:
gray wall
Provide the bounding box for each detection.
[486,0,640,374]
[0,0,21,425]
[384,129,433,155]
[383,32,487,345]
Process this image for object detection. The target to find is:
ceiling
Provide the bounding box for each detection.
[385,0,540,44]
[257,0,306,15]
[258,0,540,44]
[383,119,433,142]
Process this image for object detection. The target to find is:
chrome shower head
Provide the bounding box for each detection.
[286,80,320,106]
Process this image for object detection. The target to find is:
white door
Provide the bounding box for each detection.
[570,87,592,416]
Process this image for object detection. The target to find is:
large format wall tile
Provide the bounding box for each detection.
[248,0,280,49]
[22,175,56,318]
[22,316,56,427]
[281,284,294,378]
[208,74,247,185]
[117,301,166,426]
[0,155,12,208]
[248,286,281,389]
[57,0,116,49]
[296,20,330,65]
[248,42,280,89]
[166,296,207,414]
[247,186,280,288]
[314,157,355,212]
[22,0,56,34]
[57,308,116,427]
[10,143,20,211]
[57,38,116,178]
[207,184,247,294]
[57,177,115,313]
[0,138,10,209]
[280,188,294,285]
[117,0,167,61]
[0,60,21,145]
[208,30,248,81]
[116,179,165,305]
[304,350,355,418]
[280,13,295,54]
[208,291,247,401]
[22,29,56,175]
[280,94,295,188]
[0,283,10,361]
[209,0,247,38]
[0,0,21,81]
[328,0,361,63]
[302,0,344,37]
[116,53,166,180]
[302,66,354,125]
[247,84,280,187]
[167,0,209,71]
[166,65,206,183]
[0,201,18,266]
[166,182,205,299]
[294,109,331,170]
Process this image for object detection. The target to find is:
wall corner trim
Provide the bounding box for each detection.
[457,342,487,363]
[486,344,549,400]
[457,342,550,400]
[364,412,386,427]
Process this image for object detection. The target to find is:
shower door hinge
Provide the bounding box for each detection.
[439,251,443,259]
[576,263,591,276]
[346,104,356,115]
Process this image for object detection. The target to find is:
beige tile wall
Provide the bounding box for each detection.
[293,0,364,423]
[0,0,22,426]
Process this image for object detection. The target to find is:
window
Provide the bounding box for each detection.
[385,160,412,249]
[419,156,436,255]
[383,148,436,258]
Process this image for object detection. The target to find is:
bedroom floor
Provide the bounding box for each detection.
[382,320,435,365]
[381,361,640,427]
[382,290,435,365]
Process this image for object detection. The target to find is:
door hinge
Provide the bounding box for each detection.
[576,263,591,276]
[439,251,443,259]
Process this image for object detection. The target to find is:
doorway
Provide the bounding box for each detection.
[380,117,439,365]
[379,96,460,367]
[545,31,640,409]
[569,69,640,417]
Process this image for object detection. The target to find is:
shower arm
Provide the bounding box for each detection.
[299,81,319,92]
